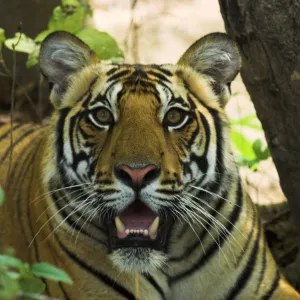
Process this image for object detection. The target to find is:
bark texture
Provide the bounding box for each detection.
[219,0,300,231]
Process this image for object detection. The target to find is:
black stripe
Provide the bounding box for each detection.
[199,112,210,156]
[56,108,71,166]
[107,69,131,82]
[176,223,189,239]
[106,66,120,76]
[143,274,167,300]
[169,181,242,283]
[169,193,225,262]
[0,128,36,164]
[157,67,173,77]
[51,189,107,246]
[235,209,256,266]
[0,123,24,143]
[224,222,261,299]
[48,219,136,300]
[261,270,280,300]
[255,240,267,293]
[26,140,47,262]
[15,142,41,259]
[202,108,225,194]
[147,70,171,83]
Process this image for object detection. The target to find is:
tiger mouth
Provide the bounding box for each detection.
[107,201,172,252]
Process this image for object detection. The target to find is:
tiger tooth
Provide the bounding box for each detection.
[114,217,125,233]
[149,217,159,236]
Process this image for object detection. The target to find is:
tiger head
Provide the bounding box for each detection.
[39,31,240,273]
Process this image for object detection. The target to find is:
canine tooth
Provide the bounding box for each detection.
[149,217,159,236]
[115,217,125,233]
[144,229,149,236]
[125,229,130,235]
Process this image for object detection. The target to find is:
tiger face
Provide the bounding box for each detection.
[40,31,240,273]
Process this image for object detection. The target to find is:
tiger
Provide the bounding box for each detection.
[0,30,299,300]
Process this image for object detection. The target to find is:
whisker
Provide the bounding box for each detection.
[31,183,91,205]
[175,194,231,266]
[183,191,245,241]
[42,193,97,244]
[187,185,241,208]
[35,189,86,222]
[28,192,88,248]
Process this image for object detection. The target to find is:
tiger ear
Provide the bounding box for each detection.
[39,31,98,103]
[178,32,241,106]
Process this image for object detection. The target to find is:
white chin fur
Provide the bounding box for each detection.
[110,248,167,273]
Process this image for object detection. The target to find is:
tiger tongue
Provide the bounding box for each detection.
[119,214,156,230]
[116,201,158,239]
[119,201,157,230]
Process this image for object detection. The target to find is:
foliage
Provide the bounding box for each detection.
[0,29,6,51]
[0,191,72,300]
[0,185,4,206]
[231,113,270,170]
[1,0,123,69]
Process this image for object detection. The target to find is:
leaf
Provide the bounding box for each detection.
[26,55,38,69]
[0,272,21,299]
[48,1,89,33]
[4,33,36,54]
[6,271,20,280]
[0,185,4,206]
[0,255,23,269]
[76,29,124,60]
[31,263,73,284]
[0,28,6,50]
[231,130,256,160]
[231,114,262,131]
[19,277,46,294]
[252,139,270,161]
[34,30,54,43]
[26,45,40,69]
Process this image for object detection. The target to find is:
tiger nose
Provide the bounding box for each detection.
[115,164,160,190]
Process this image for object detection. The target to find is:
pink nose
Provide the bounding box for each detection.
[116,164,160,189]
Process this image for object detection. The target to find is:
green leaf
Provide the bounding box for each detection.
[76,29,123,60]
[26,45,40,69]
[0,28,6,51]
[48,1,88,33]
[0,255,23,269]
[110,57,125,64]
[6,271,20,280]
[0,186,4,206]
[231,130,256,160]
[231,114,262,131]
[252,139,270,160]
[4,33,36,54]
[31,263,72,284]
[34,29,54,43]
[26,55,38,69]
[19,277,46,294]
[0,272,21,299]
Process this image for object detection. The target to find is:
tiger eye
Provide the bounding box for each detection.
[165,109,182,124]
[95,108,112,123]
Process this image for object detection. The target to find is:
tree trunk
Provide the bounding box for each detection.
[219,0,300,232]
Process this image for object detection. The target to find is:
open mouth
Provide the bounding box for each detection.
[107,201,173,251]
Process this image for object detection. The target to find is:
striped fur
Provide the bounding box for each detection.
[0,31,299,299]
